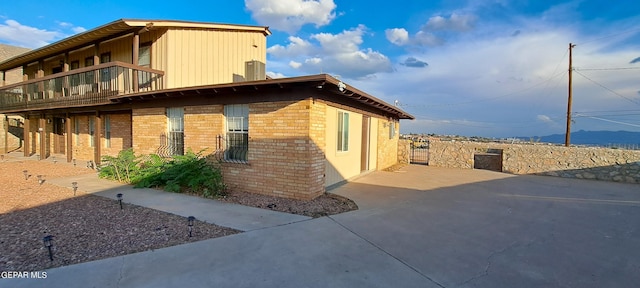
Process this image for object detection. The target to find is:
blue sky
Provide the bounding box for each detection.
[1,0,639,138]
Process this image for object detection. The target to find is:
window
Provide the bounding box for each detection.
[389,121,396,139]
[166,107,184,155]
[337,111,349,152]
[100,52,111,90]
[224,104,249,162]
[138,43,152,90]
[89,116,95,147]
[138,43,151,67]
[104,115,111,148]
[84,57,95,92]
[70,61,80,93]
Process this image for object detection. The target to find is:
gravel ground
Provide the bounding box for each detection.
[0,156,359,272]
[0,158,238,272]
[219,191,358,218]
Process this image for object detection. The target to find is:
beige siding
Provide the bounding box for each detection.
[324,106,363,187]
[164,28,267,88]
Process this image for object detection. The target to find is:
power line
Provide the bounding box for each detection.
[576,67,640,71]
[573,70,640,106]
[575,114,640,128]
[576,26,640,46]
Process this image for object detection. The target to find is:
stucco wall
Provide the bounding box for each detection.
[428,139,640,184]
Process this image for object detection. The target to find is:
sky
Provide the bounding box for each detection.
[1,0,639,138]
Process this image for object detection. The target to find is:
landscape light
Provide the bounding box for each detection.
[43,235,54,261]
[52,156,57,164]
[1,154,4,161]
[72,182,78,196]
[73,159,76,167]
[187,216,195,237]
[37,175,45,185]
[23,170,28,180]
[117,193,123,209]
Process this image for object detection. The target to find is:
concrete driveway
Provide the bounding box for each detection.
[3,165,639,287]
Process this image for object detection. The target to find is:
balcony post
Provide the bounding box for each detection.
[22,65,28,102]
[63,53,70,97]
[39,116,46,160]
[38,61,44,100]
[94,44,100,94]
[66,113,73,163]
[132,32,140,92]
[23,116,30,157]
[93,112,102,166]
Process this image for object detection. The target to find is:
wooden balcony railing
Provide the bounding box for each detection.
[0,61,164,113]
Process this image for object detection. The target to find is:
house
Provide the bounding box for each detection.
[0,44,30,153]
[0,19,413,200]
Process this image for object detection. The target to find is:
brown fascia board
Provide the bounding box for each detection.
[110,74,414,120]
[0,19,271,71]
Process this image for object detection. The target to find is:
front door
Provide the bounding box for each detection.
[53,118,65,154]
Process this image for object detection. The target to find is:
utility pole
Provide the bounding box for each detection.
[565,43,576,147]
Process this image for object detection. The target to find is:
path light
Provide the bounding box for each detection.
[43,235,54,261]
[117,193,123,209]
[187,216,195,237]
[52,156,57,164]
[1,154,4,161]
[23,170,28,180]
[73,159,76,167]
[72,182,78,196]
[37,175,45,185]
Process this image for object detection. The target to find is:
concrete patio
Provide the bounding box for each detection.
[3,164,639,287]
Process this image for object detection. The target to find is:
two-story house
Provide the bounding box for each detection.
[0,19,413,200]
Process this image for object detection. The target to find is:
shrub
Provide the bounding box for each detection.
[99,149,226,198]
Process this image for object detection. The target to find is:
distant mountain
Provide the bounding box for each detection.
[520,130,640,146]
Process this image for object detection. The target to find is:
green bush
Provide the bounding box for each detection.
[99,149,226,198]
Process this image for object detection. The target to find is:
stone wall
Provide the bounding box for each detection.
[377,120,399,170]
[428,139,640,184]
[398,139,410,164]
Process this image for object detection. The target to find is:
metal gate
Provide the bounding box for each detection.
[410,140,429,165]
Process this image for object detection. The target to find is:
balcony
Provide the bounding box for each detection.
[0,61,164,113]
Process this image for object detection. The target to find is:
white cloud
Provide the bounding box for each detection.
[386,12,477,47]
[0,19,59,48]
[289,60,302,69]
[266,71,286,78]
[245,0,337,34]
[385,28,409,46]
[72,26,86,33]
[267,36,314,58]
[268,25,392,79]
[423,13,476,31]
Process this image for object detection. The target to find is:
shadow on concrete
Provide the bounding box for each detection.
[331,165,640,288]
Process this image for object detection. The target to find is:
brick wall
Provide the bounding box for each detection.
[222,99,325,200]
[132,108,167,155]
[428,139,640,184]
[376,119,399,170]
[184,105,224,155]
[71,115,92,162]
[101,113,132,157]
[0,116,23,153]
